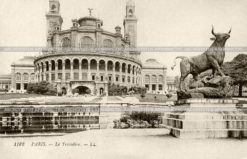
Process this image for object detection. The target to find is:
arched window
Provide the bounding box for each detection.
[81,59,88,70]
[23,73,29,81]
[132,66,135,75]
[99,60,105,71]
[90,59,97,70]
[65,59,71,70]
[73,59,79,70]
[61,37,71,48]
[145,75,150,84]
[122,63,126,73]
[81,36,94,48]
[107,61,113,71]
[151,75,157,83]
[51,60,55,70]
[103,39,113,48]
[115,62,120,72]
[45,61,49,71]
[16,73,21,81]
[127,64,131,74]
[30,73,35,81]
[129,9,133,16]
[57,59,62,70]
[158,75,163,83]
[41,62,44,72]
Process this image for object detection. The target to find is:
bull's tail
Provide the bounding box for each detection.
[171,56,187,70]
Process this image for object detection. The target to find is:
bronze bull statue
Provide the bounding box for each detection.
[172,26,231,91]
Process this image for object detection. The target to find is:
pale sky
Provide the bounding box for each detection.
[0,0,247,76]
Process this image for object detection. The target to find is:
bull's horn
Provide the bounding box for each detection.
[211,25,216,36]
[228,27,232,34]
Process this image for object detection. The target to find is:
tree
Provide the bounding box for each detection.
[27,81,56,95]
[222,54,247,97]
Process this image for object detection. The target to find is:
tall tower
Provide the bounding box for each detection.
[46,0,63,44]
[123,0,137,47]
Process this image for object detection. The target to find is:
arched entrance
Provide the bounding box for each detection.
[74,86,91,95]
[100,88,104,95]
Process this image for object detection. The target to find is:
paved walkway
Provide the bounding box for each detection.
[1,129,247,159]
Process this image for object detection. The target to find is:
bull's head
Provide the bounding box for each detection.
[210,26,231,42]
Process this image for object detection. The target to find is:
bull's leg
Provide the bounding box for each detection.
[179,74,189,92]
[179,77,184,91]
[209,58,225,76]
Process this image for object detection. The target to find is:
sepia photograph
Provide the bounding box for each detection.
[0,0,247,158]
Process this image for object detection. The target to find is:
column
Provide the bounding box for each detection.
[55,61,58,81]
[21,73,24,91]
[62,60,65,82]
[105,62,108,82]
[125,65,128,86]
[88,61,91,81]
[49,62,52,83]
[79,60,82,80]
[96,61,99,81]
[119,64,122,84]
[44,63,47,81]
[39,64,42,82]
[71,61,74,80]
[112,63,115,83]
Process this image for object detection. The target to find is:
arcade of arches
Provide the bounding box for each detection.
[35,57,142,96]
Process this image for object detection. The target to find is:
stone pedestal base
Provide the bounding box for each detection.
[163,99,247,138]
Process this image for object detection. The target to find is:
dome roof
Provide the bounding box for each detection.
[143,58,166,68]
[77,16,103,27]
[127,0,135,6]
[12,56,35,67]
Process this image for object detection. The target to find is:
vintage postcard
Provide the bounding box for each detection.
[0,0,247,159]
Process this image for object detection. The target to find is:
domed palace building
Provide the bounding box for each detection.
[0,0,177,95]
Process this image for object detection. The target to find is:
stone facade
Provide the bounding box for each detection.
[0,0,175,95]
[34,0,142,95]
[10,56,35,93]
[142,59,167,94]
[0,75,11,92]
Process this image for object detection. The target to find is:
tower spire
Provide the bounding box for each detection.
[46,0,63,46]
[123,0,137,47]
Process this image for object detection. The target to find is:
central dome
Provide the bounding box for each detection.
[77,16,103,28]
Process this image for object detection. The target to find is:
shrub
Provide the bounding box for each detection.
[27,82,56,95]
[129,111,161,123]
[108,83,146,96]
[129,86,147,94]
[108,83,128,96]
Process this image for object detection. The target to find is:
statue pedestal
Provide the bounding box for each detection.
[163,99,247,138]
